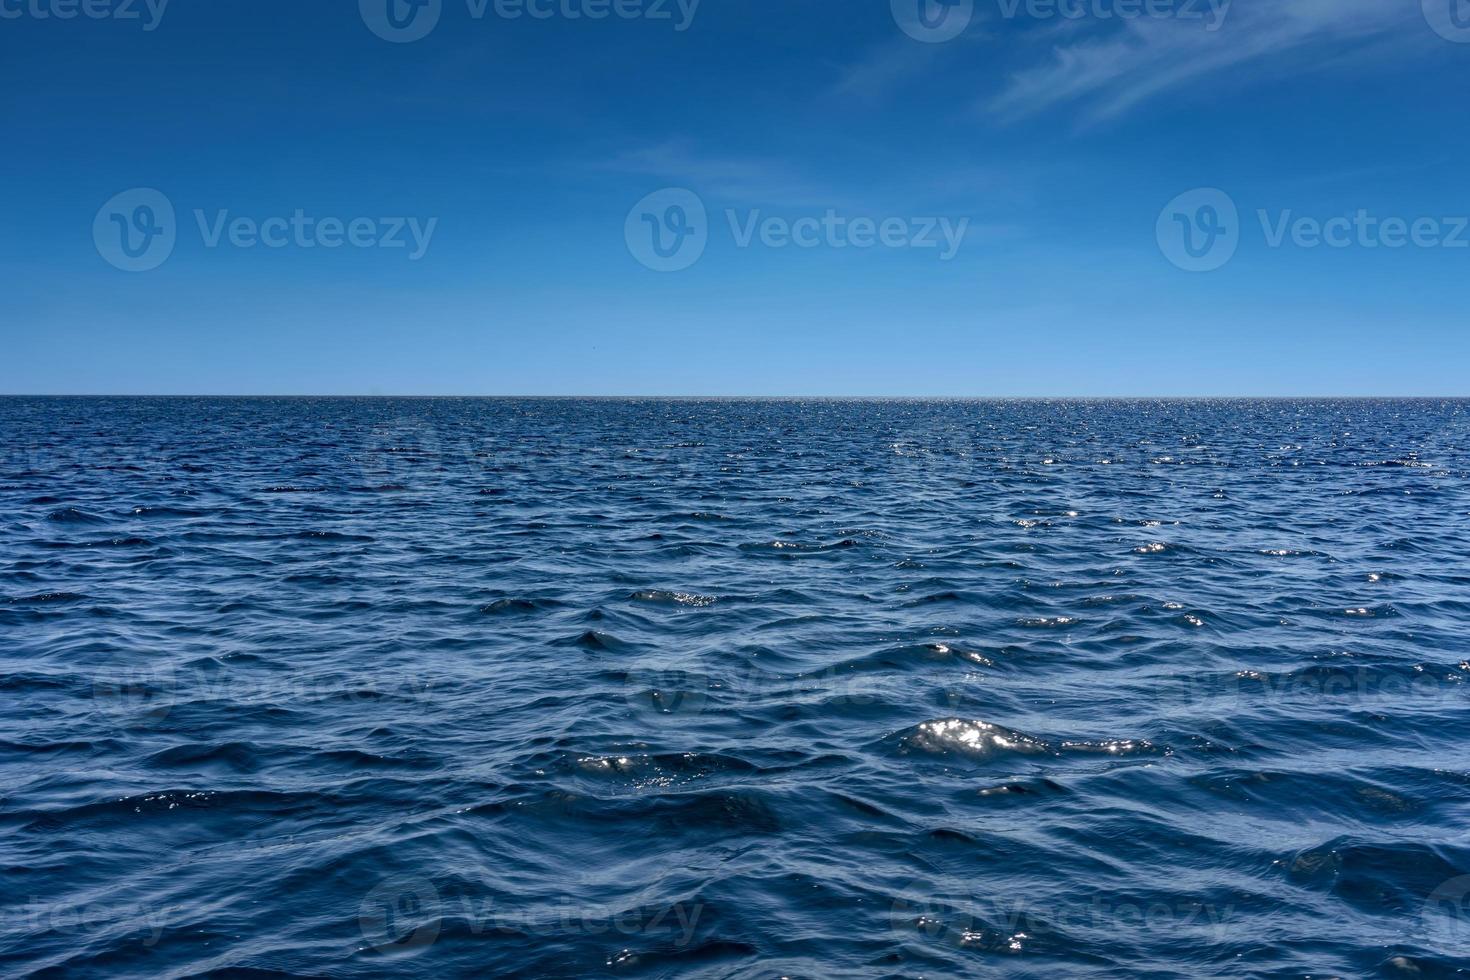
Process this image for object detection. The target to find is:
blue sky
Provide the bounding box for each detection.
[2,0,1468,395]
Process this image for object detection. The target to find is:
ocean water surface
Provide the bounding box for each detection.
[3,397,1469,978]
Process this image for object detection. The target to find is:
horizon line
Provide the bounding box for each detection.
[2,394,1468,401]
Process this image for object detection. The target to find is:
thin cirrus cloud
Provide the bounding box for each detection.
[988,0,1423,123]
[597,139,1033,222]
[598,141,856,209]
[831,35,966,102]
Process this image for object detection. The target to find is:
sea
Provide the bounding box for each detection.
[2,397,1468,978]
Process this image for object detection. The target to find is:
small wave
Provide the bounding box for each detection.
[145,741,266,773]
[4,591,87,605]
[0,672,74,693]
[554,630,634,652]
[576,752,759,780]
[977,777,1069,798]
[479,597,562,615]
[737,538,858,556]
[896,719,1162,762]
[290,530,375,542]
[811,643,995,677]
[629,590,718,607]
[0,737,118,755]
[904,591,965,606]
[45,507,108,524]
[130,505,208,518]
[1341,604,1397,618]
[1017,616,1078,628]
[40,536,153,549]
[897,719,1052,759]
[19,788,330,832]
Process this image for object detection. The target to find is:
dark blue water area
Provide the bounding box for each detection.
[2,397,1470,978]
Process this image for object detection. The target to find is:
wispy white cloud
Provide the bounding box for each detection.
[830,18,998,104]
[831,38,954,102]
[598,141,843,208]
[989,0,1424,123]
[599,138,1044,223]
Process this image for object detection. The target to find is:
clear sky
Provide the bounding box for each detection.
[3,0,1468,395]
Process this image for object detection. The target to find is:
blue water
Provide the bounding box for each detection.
[3,397,1470,978]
